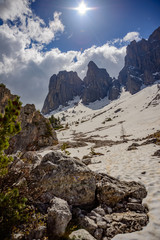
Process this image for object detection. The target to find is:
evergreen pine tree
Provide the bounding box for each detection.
[0,97,30,238]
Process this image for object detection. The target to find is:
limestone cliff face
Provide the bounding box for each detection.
[0,84,57,153]
[118,26,160,94]
[82,61,112,104]
[7,104,58,154]
[42,71,83,114]
[108,78,121,101]
[0,84,16,113]
[42,61,119,114]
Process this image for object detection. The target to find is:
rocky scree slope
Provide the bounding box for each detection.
[4,150,149,239]
[0,84,57,154]
[42,26,160,115]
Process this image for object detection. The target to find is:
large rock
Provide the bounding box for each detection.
[82,61,112,105]
[118,26,160,94]
[47,197,72,238]
[42,71,83,114]
[27,151,96,206]
[7,104,57,153]
[96,174,147,207]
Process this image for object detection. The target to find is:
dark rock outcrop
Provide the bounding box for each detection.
[7,104,58,154]
[42,71,83,114]
[108,78,121,100]
[0,84,57,153]
[118,26,160,94]
[0,84,17,113]
[82,61,112,104]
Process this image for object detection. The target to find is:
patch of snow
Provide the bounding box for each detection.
[46,96,81,116]
[130,74,142,81]
[153,72,160,76]
[86,96,111,110]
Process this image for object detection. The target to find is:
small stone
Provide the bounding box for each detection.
[106,207,112,214]
[94,207,106,216]
[102,215,112,223]
[97,221,107,229]
[94,228,103,240]
[69,229,96,240]
[127,203,144,212]
[34,225,47,239]
[128,198,141,203]
[12,233,24,240]
[82,158,92,165]
[78,216,98,235]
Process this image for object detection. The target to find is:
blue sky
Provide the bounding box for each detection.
[31,0,160,52]
[0,0,160,109]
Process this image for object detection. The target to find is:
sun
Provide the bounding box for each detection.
[69,1,95,15]
[77,2,88,15]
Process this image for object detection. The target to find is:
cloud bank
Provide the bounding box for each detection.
[0,0,140,110]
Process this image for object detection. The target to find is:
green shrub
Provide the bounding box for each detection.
[61,143,71,155]
[49,115,63,130]
[0,97,31,238]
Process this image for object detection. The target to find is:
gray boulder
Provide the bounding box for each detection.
[28,151,96,206]
[96,174,147,206]
[69,229,96,240]
[47,197,72,238]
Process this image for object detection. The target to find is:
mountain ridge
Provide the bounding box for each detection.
[42,26,160,115]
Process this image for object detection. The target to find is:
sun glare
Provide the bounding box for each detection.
[77,2,88,15]
[69,1,95,15]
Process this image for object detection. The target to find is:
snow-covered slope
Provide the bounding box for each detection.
[53,84,160,142]
[45,84,160,240]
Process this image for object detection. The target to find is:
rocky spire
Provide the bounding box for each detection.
[82,61,112,104]
[118,26,160,94]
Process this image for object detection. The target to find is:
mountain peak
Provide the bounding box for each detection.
[88,61,98,69]
[42,26,160,114]
[148,26,160,43]
[118,26,160,93]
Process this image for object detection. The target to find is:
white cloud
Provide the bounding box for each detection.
[123,32,141,42]
[66,44,126,79]
[0,0,65,47]
[0,0,31,21]
[0,0,129,110]
[0,42,126,109]
[23,12,64,45]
